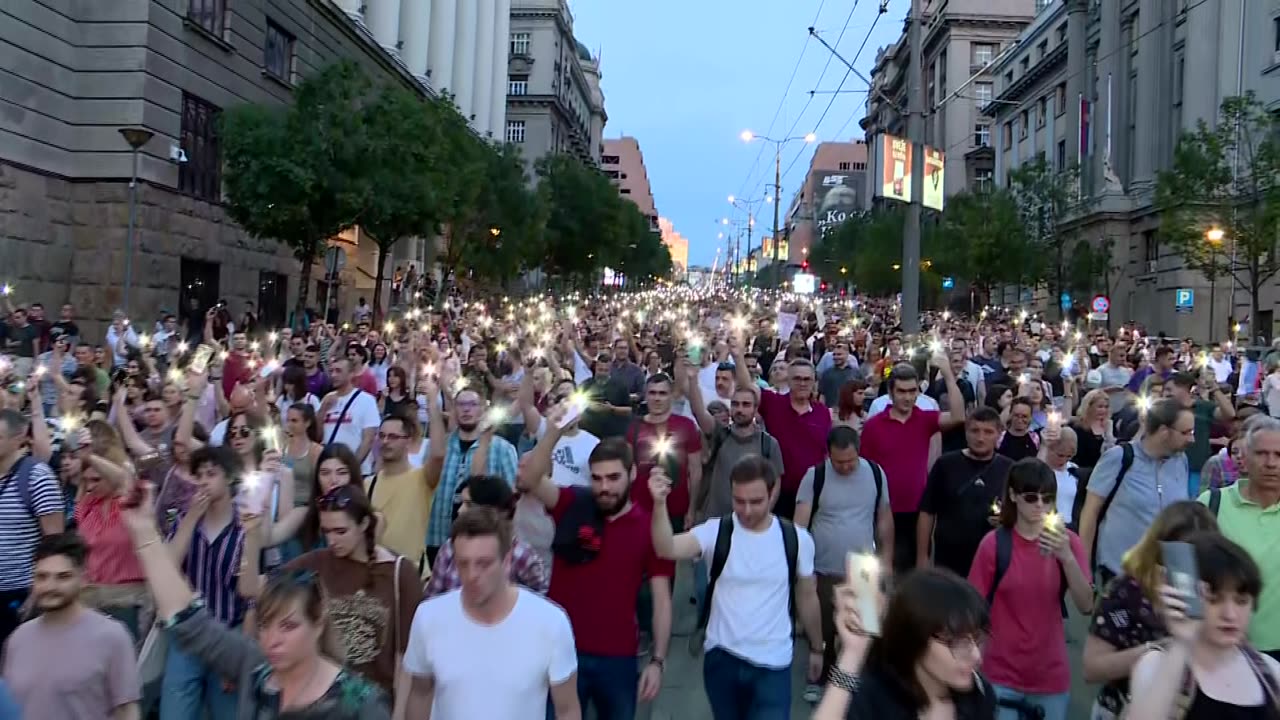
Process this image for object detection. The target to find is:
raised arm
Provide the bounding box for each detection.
[647,468,703,561]
[516,413,564,510]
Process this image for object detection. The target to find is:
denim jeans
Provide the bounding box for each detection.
[638,516,682,636]
[160,638,239,720]
[702,647,791,720]
[575,653,638,720]
[993,683,1070,720]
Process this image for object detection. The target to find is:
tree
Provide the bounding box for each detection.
[1156,92,1280,332]
[1009,158,1085,316]
[447,143,547,287]
[933,188,1029,307]
[536,153,621,288]
[221,61,373,326]
[358,83,461,320]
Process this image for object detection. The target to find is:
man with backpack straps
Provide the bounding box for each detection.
[0,408,65,644]
[650,455,823,719]
[683,378,783,521]
[794,425,891,703]
[1079,399,1192,587]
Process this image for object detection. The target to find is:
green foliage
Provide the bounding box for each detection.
[1156,93,1280,325]
[933,188,1028,303]
[221,61,372,322]
[1008,158,1085,314]
[446,143,547,286]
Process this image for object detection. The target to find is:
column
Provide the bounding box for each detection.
[1064,0,1087,167]
[471,0,497,137]
[451,0,480,123]
[399,0,432,79]
[333,0,362,19]
[489,0,512,139]
[365,0,402,55]
[1131,0,1162,189]
[428,0,457,95]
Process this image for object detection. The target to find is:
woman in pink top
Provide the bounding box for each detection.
[968,458,1094,720]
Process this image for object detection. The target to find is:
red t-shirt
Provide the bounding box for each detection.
[968,528,1090,694]
[859,409,941,513]
[221,351,252,397]
[757,390,832,492]
[75,494,145,585]
[355,369,379,397]
[548,488,675,656]
[627,415,703,518]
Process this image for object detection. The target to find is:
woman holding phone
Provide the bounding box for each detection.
[968,458,1094,720]
[812,568,997,720]
[1126,532,1280,720]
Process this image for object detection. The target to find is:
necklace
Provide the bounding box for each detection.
[280,657,324,709]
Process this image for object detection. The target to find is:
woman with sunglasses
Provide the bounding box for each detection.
[240,484,420,699]
[813,568,997,720]
[298,446,364,551]
[121,484,390,719]
[968,458,1094,720]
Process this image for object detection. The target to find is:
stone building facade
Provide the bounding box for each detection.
[0,0,495,339]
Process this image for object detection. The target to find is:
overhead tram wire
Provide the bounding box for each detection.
[732,0,830,202]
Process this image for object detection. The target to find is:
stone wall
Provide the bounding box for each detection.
[0,161,302,342]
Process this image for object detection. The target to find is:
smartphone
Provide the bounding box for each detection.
[556,397,585,429]
[189,344,215,375]
[238,472,272,516]
[687,346,703,365]
[846,552,882,637]
[1161,541,1204,619]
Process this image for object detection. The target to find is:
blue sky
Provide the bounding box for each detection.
[571,0,903,266]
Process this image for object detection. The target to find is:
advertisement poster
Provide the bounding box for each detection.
[880,134,911,203]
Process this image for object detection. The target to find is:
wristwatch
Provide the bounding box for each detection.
[827,665,860,693]
[648,655,665,670]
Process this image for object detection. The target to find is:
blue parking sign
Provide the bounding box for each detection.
[1175,288,1194,314]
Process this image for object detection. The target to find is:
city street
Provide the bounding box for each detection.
[639,563,1097,720]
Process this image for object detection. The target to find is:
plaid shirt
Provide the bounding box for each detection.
[425,432,519,547]
[423,537,549,597]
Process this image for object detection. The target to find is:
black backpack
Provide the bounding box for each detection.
[696,515,798,632]
[702,425,772,478]
[985,526,1067,615]
[1090,443,1135,574]
[809,460,885,547]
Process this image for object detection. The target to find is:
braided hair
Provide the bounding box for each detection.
[315,483,381,592]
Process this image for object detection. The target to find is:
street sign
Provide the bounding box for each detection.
[1060,292,1072,310]
[942,276,955,290]
[325,246,347,275]
[1175,288,1194,314]
[1091,295,1110,314]
[1089,312,1109,322]
[793,273,816,295]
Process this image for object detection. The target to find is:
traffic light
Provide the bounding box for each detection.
[801,259,809,271]
[820,282,828,292]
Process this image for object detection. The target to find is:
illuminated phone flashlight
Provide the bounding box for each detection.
[1042,510,1063,534]
[1136,394,1153,414]
[0,284,11,296]
[482,405,509,430]
[59,414,82,434]
[421,362,437,378]
[264,359,279,374]
[249,341,260,352]
[929,339,943,355]
[219,351,230,362]
[990,499,1003,516]
[268,331,278,343]
[1074,331,1082,342]
[384,322,396,335]
[31,365,46,379]
[167,368,183,383]
[260,426,283,453]
[177,341,189,354]
[1018,310,1029,323]
[688,335,704,350]
[495,342,507,354]
[980,310,988,319]
[730,314,748,332]
[139,333,151,348]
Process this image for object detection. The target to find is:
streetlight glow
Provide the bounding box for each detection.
[804,133,817,143]
[740,130,755,143]
[727,195,736,204]
[1206,227,1225,243]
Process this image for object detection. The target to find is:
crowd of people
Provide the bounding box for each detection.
[0,286,1275,720]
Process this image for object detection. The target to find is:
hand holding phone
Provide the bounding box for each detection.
[1161,541,1205,621]
[846,552,883,637]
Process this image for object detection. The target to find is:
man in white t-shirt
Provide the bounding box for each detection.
[649,455,823,717]
[402,508,579,720]
[318,358,380,464]
[514,378,600,571]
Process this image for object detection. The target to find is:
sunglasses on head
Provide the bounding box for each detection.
[317,486,356,511]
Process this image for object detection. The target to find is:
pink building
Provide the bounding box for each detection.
[658,217,689,275]
[602,137,660,232]
[785,140,870,263]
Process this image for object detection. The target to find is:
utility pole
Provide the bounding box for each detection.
[901,0,925,334]
[770,145,783,287]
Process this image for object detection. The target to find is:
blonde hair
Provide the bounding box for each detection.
[1120,501,1219,603]
[1075,388,1110,423]
[257,574,346,663]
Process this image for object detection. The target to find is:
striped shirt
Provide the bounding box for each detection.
[0,459,62,591]
[424,537,549,597]
[425,432,519,548]
[75,494,145,584]
[169,513,249,627]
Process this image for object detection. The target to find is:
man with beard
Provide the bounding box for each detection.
[916,407,1015,576]
[518,432,672,719]
[300,344,330,397]
[2,533,140,720]
[425,386,518,567]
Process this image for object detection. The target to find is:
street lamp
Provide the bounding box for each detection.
[1206,227,1226,338]
[740,129,818,286]
[119,127,154,317]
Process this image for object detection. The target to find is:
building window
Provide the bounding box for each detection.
[257,272,287,329]
[1019,111,1029,138]
[1003,122,1013,149]
[179,93,221,202]
[972,43,995,67]
[264,20,295,82]
[1037,40,1048,61]
[180,258,220,316]
[508,76,529,96]
[1056,140,1067,170]
[926,63,936,108]
[974,81,993,105]
[620,188,632,195]
[975,169,994,192]
[838,161,851,171]
[1055,84,1067,115]
[1126,15,1140,55]
[510,32,531,56]
[1019,57,1029,75]
[188,0,227,38]
[1035,0,1050,11]
[1173,54,1184,107]
[938,49,948,97]
[1037,97,1047,127]
[601,154,620,165]
[1057,23,1068,44]
[505,120,526,143]
[1004,70,1014,87]
[1143,230,1159,264]
[975,124,991,147]
[1274,16,1280,57]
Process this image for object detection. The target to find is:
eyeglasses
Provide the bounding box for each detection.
[1018,492,1056,505]
[934,633,988,659]
[317,487,356,511]
[229,426,254,439]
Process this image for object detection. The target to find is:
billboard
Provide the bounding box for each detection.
[874,134,946,211]
[808,170,866,236]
